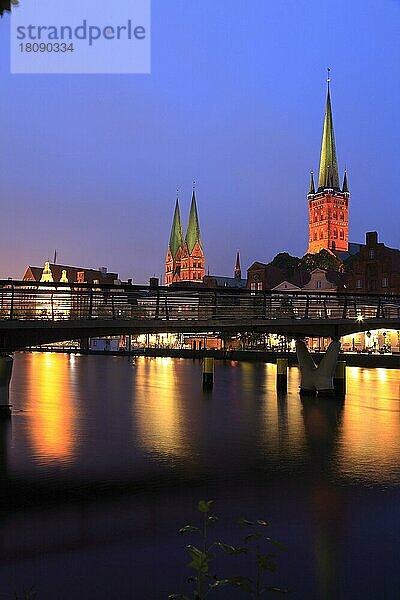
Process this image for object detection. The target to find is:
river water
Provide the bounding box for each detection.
[1,352,400,599]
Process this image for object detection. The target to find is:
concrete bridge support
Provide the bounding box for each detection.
[296,339,341,396]
[0,354,13,418]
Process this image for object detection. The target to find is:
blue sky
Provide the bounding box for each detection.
[0,0,399,282]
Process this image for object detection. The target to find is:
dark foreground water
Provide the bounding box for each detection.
[1,353,400,599]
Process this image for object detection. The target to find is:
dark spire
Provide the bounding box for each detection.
[185,187,202,254]
[168,196,184,258]
[308,171,315,195]
[342,169,349,193]
[318,70,340,192]
[234,251,242,280]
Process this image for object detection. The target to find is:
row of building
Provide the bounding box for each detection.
[164,77,400,296]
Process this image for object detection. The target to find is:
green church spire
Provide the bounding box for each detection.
[185,188,202,254]
[318,73,340,192]
[168,197,184,258]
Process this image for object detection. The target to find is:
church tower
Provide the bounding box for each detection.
[180,188,205,283]
[165,196,184,286]
[234,251,242,280]
[307,73,350,254]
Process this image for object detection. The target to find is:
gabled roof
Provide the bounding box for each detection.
[23,264,118,284]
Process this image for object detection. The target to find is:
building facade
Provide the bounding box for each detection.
[165,190,205,285]
[307,78,350,254]
[23,262,119,285]
[346,232,400,294]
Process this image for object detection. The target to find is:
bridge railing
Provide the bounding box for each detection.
[1,281,400,323]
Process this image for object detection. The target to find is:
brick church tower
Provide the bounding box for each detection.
[307,75,350,254]
[165,188,205,285]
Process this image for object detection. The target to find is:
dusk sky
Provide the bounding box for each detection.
[0,0,399,283]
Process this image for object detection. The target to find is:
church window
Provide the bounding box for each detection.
[334,229,338,239]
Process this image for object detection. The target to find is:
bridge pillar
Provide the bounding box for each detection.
[0,354,13,418]
[296,340,341,397]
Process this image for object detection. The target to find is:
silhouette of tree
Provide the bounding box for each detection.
[270,252,300,271]
[299,249,343,272]
[0,0,19,17]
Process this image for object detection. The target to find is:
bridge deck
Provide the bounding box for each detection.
[0,281,399,350]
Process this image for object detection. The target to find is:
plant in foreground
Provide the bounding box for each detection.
[169,500,287,599]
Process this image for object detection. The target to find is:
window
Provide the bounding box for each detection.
[331,241,336,250]
[382,277,389,288]
[316,280,322,289]
[333,212,337,220]
[340,230,344,240]
[77,271,85,283]
[334,229,338,239]
[257,282,263,290]
[320,230,324,239]
[355,279,362,289]
[313,232,317,241]
[340,213,344,221]
[369,249,375,259]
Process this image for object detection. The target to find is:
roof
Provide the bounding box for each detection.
[185,190,202,254]
[335,242,362,262]
[168,199,184,258]
[203,275,247,288]
[318,84,340,192]
[23,264,119,284]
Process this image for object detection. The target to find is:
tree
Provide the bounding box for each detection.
[270,252,300,271]
[299,249,343,272]
[0,1,18,17]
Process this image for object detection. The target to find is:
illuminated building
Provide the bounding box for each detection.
[165,187,205,285]
[23,262,119,284]
[307,74,350,254]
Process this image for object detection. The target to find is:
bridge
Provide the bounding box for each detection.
[0,280,400,413]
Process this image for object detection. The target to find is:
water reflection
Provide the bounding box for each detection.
[338,367,400,484]
[25,353,77,463]
[301,397,345,600]
[133,357,190,460]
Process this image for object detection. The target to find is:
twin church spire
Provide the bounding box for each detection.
[165,186,205,285]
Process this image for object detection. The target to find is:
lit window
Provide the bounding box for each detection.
[369,250,375,259]
[382,277,389,288]
[356,279,362,289]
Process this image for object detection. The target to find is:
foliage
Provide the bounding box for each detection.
[0,0,18,17]
[270,252,300,272]
[169,501,287,599]
[299,249,343,272]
